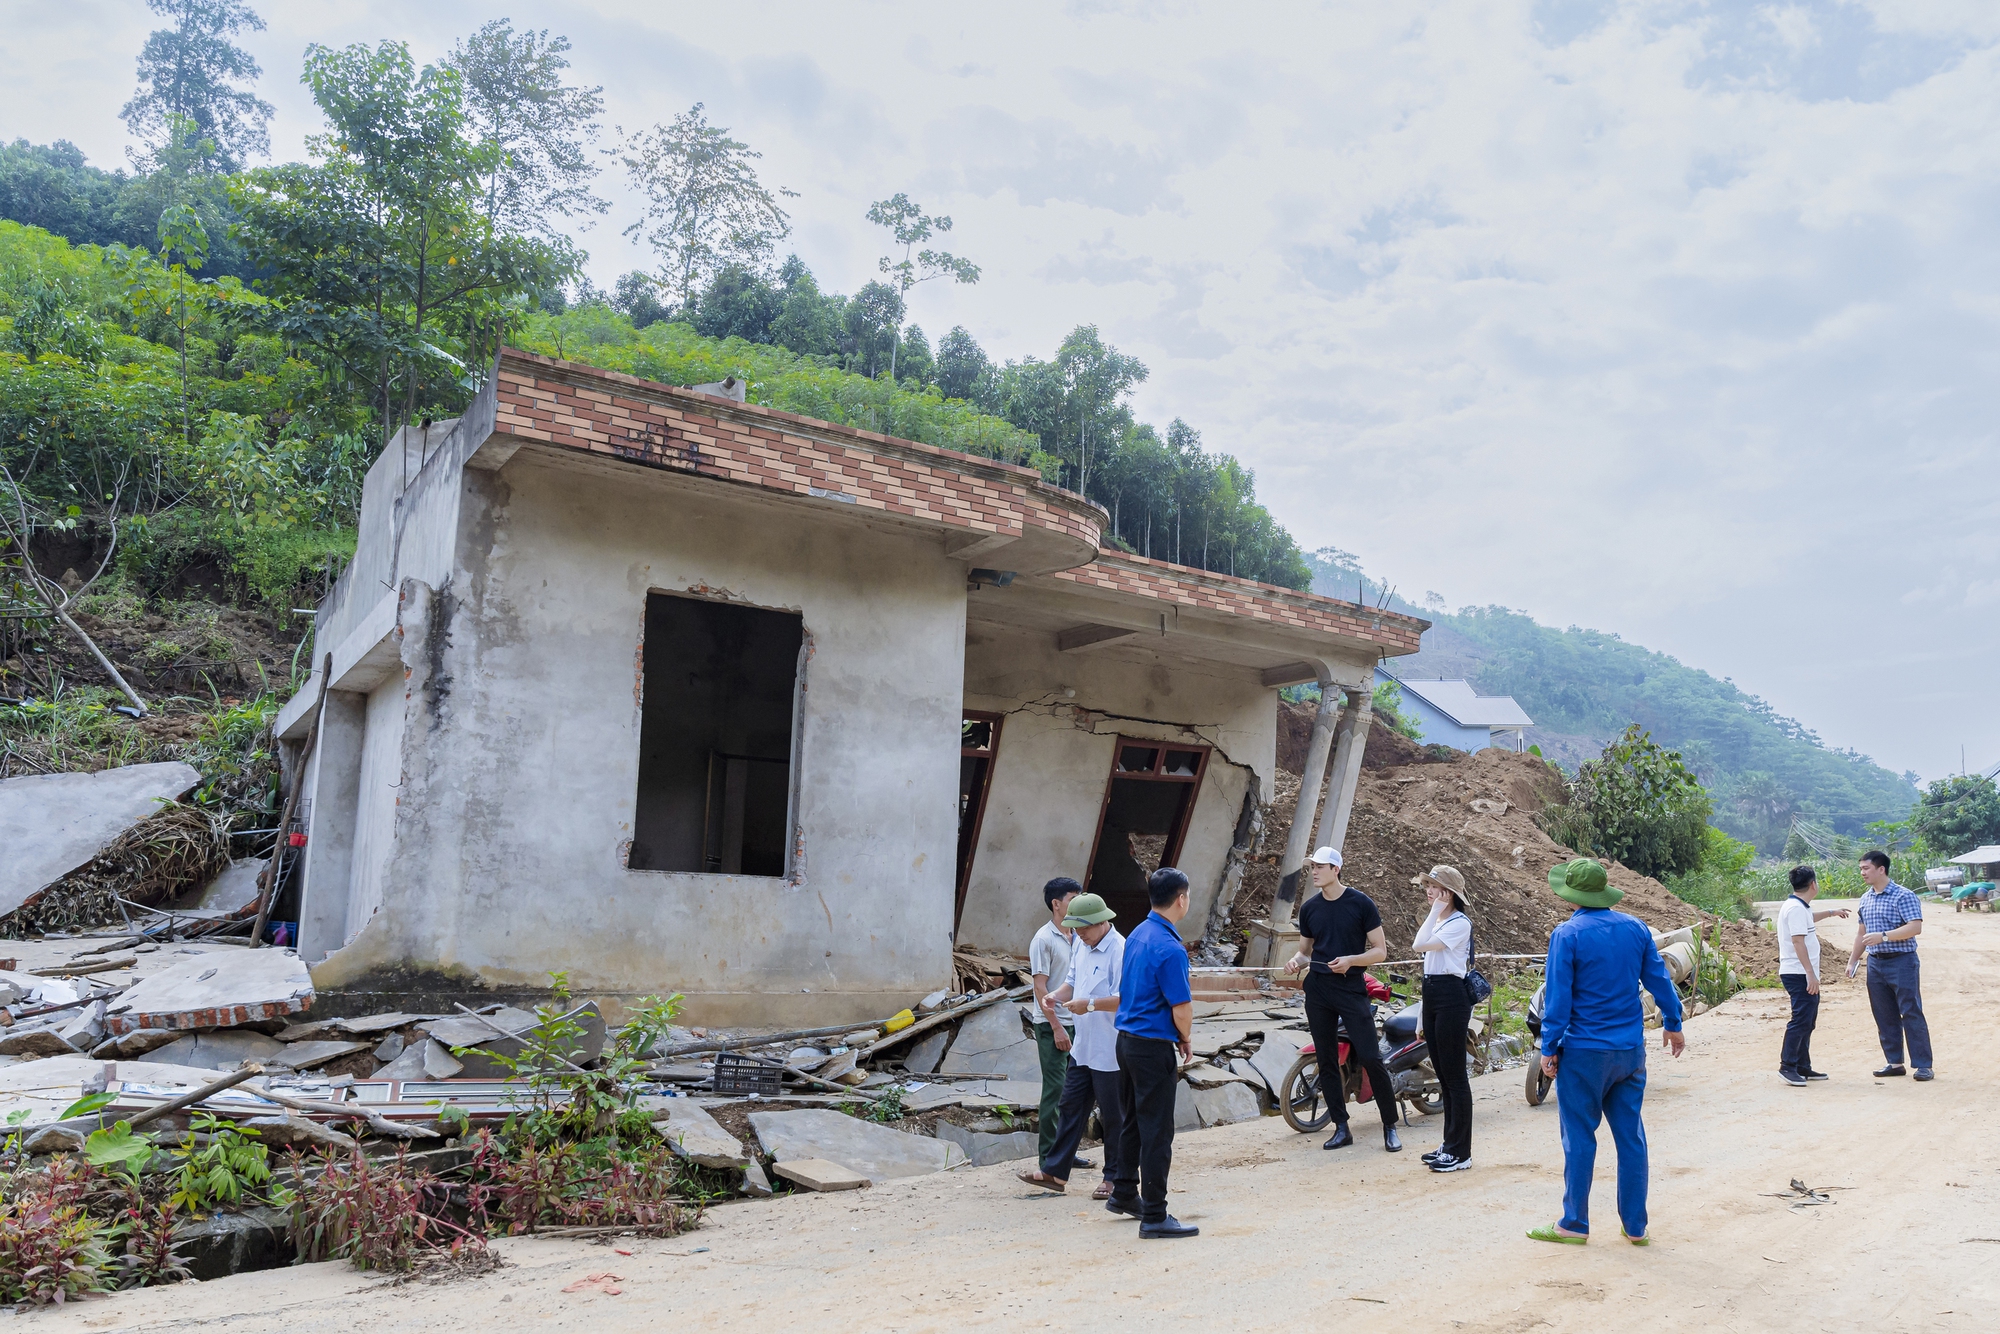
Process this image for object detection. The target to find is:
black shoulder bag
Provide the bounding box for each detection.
[1464,920,1493,1004]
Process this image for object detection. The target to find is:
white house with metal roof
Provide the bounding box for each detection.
[1374,666,1533,753]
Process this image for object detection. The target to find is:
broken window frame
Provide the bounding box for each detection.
[1081,736,1212,904]
[954,710,1005,935]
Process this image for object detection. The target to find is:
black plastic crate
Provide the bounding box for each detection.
[712,1052,784,1096]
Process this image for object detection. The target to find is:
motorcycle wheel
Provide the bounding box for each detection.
[1526,1062,1553,1106]
[1280,1054,1335,1133]
[1408,1091,1443,1116]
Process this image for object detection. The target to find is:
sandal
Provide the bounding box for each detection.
[1016,1169,1066,1193]
[1092,1180,1113,1200]
[1526,1224,1588,1245]
[1621,1229,1649,1246]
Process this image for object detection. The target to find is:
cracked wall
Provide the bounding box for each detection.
[958,616,1277,950]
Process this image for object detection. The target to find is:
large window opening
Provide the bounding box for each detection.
[1085,739,1211,933]
[630,592,802,876]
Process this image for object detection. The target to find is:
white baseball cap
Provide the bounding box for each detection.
[1309,847,1343,868]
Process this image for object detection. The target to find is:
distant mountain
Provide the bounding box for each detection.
[1305,549,1918,851]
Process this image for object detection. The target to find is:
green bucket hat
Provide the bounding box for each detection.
[1063,892,1116,927]
[1549,858,1624,908]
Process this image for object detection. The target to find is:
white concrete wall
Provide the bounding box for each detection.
[312,451,968,1024]
[345,674,406,945]
[957,619,1279,952]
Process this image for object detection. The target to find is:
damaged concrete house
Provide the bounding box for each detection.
[274,348,1428,1024]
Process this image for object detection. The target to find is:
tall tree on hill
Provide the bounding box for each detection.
[936,326,992,402]
[120,0,274,172]
[618,104,795,318]
[866,193,979,382]
[232,41,573,447]
[1054,326,1145,497]
[447,21,606,239]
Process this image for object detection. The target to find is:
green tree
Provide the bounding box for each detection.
[120,0,274,172]
[692,264,779,343]
[232,41,573,446]
[448,20,605,238]
[1908,775,2000,856]
[841,281,904,379]
[617,104,795,316]
[1539,724,1713,880]
[936,325,991,401]
[866,193,979,382]
[766,256,842,356]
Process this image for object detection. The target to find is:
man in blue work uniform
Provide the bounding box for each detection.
[1107,867,1198,1239]
[1528,859,1685,1247]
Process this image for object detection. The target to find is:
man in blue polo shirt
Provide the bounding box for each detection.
[1108,867,1198,1240]
[1528,859,1684,1248]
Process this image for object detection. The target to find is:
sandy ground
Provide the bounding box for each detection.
[42,909,2000,1333]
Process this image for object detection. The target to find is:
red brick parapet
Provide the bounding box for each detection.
[491,348,1105,560]
[1049,550,1430,656]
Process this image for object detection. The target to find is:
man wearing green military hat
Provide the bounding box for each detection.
[1527,859,1685,1248]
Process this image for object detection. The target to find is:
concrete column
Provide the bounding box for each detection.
[1313,685,1375,856]
[1272,665,1341,928]
[296,690,365,963]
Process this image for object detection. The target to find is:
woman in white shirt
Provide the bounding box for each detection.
[1412,864,1475,1173]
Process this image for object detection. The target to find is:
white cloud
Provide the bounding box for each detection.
[4,0,1997,778]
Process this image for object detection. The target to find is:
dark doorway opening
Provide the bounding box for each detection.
[955,711,1004,935]
[630,592,802,875]
[1084,739,1211,933]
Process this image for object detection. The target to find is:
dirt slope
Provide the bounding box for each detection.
[1233,703,1830,981]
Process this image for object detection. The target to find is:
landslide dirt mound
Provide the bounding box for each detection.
[1233,704,1834,983]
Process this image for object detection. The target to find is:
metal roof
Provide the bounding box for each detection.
[1391,675,1534,729]
[1949,845,2000,864]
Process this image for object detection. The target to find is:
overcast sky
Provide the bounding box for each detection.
[6,0,1997,782]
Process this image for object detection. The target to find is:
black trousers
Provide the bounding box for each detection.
[1110,1033,1179,1224]
[1041,1060,1123,1182]
[1305,974,1398,1128]
[1779,973,1819,1075]
[1422,974,1473,1160]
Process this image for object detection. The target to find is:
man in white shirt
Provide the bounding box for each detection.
[1777,865,1850,1087]
[1028,877,1081,1166]
[1018,893,1125,1199]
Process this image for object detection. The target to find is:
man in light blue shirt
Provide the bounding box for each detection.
[1529,859,1684,1248]
[1848,850,1932,1080]
[1019,893,1125,1199]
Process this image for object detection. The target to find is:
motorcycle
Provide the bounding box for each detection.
[1279,974,1444,1131]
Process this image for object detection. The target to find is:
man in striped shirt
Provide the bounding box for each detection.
[1846,850,1933,1081]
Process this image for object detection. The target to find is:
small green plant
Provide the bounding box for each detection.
[862,1086,905,1124]
[169,1113,281,1214]
[1689,924,1743,1008]
[84,1123,159,1184]
[473,974,682,1144]
[994,1104,1016,1132]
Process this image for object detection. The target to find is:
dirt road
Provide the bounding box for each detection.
[50,909,2000,1333]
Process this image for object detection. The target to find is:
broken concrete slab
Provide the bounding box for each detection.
[90,1028,181,1060]
[373,1043,427,1082]
[423,1039,464,1079]
[934,1121,1040,1167]
[1174,1079,1199,1131]
[902,1028,950,1075]
[1190,1080,1263,1127]
[742,1159,773,1196]
[1187,1024,1260,1058]
[373,1033,405,1062]
[749,1108,965,1184]
[24,1124,88,1154]
[1181,1062,1254,1089]
[0,1029,77,1058]
[278,1011,434,1042]
[267,1039,371,1070]
[187,857,268,915]
[103,949,314,1036]
[240,1115,357,1152]
[419,1003,604,1077]
[651,1100,748,1169]
[952,1079,1046,1111]
[772,1158,870,1192]
[1247,1030,1310,1098]
[938,1002,1039,1083]
[0,761,201,918]
[175,1205,293,1282]
[145,1029,287,1071]
[58,1000,105,1049]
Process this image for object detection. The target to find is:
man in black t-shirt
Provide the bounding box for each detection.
[1283,846,1402,1152]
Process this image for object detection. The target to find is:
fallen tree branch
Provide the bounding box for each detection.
[248,1086,435,1140]
[126,1063,266,1130]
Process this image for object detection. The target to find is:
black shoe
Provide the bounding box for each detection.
[1104,1198,1142,1219]
[1913,1068,1935,1082]
[1873,1064,1907,1078]
[1073,1156,1096,1169]
[1802,1070,1829,1081]
[1428,1153,1472,1173]
[1780,1071,1806,1087]
[1139,1215,1200,1239]
[1421,1149,1445,1163]
[1323,1125,1354,1150]
[1383,1126,1403,1153]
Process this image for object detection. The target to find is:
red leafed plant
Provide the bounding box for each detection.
[0,1195,115,1307]
[288,1146,483,1273]
[465,1130,695,1238]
